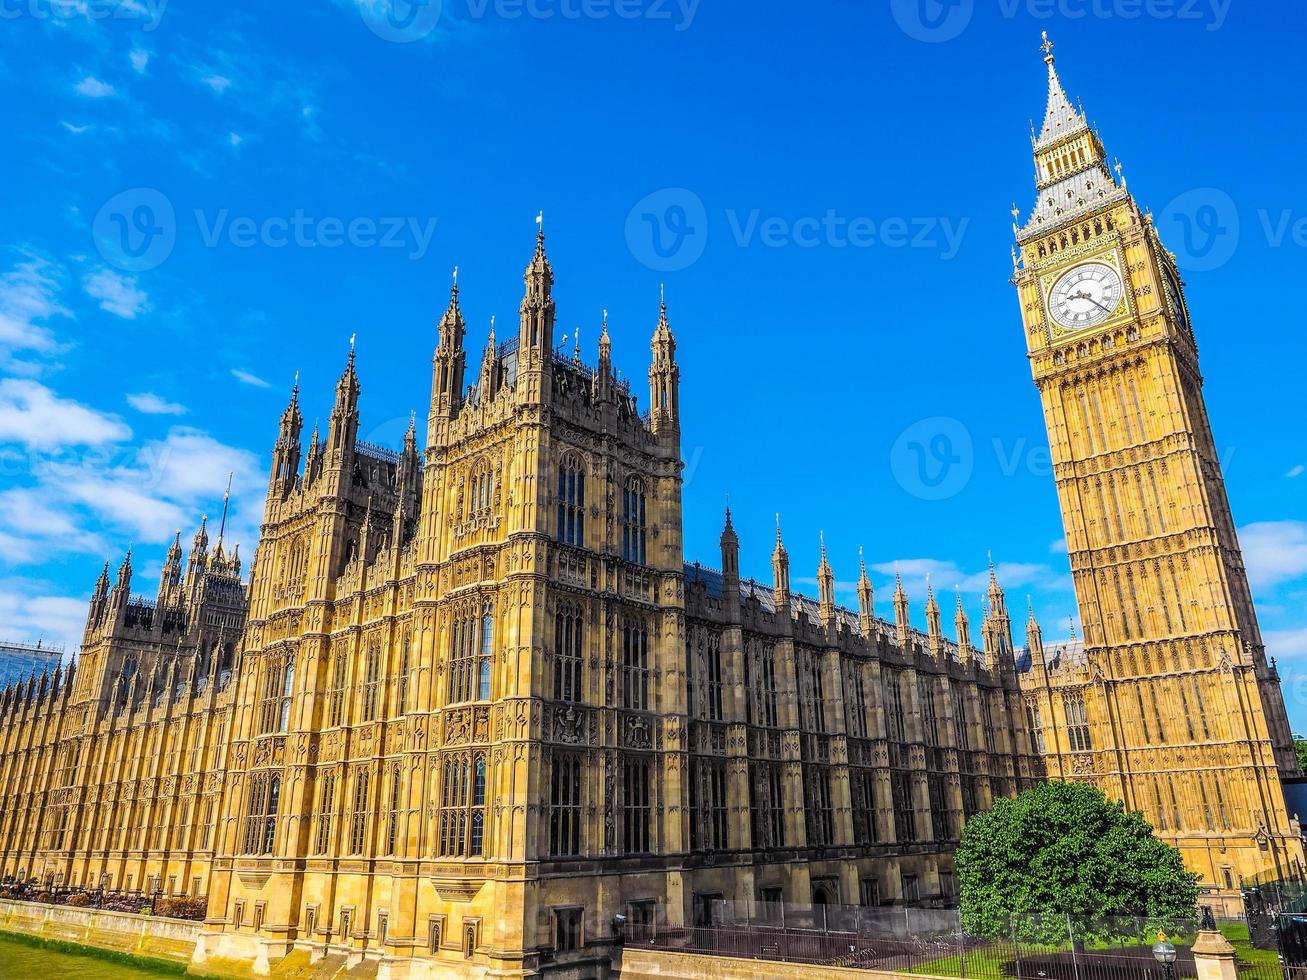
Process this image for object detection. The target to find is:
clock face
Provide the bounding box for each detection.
[1048,262,1124,331]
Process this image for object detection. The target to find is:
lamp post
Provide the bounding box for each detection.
[1152,936,1177,980]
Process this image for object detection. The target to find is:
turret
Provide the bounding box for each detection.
[111,548,133,616]
[1025,598,1044,663]
[817,531,835,629]
[983,558,1014,664]
[857,549,874,639]
[771,516,790,612]
[478,318,499,403]
[720,504,739,581]
[158,531,182,602]
[516,221,555,405]
[925,578,943,656]
[955,592,973,662]
[430,269,467,431]
[87,562,110,630]
[893,568,910,650]
[648,288,680,438]
[271,378,303,491]
[596,311,614,403]
[393,412,420,545]
[328,341,360,457]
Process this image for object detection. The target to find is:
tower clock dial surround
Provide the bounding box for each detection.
[1047,261,1124,332]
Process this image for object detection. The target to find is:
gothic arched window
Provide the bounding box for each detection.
[557,454,585,546]
[243,773,281,855]
[553,603,583,703]
[468,460,494,517]
[621,477,648,564]
[449,604,493,704]
[622,620,649,711]
[437,753,489,858]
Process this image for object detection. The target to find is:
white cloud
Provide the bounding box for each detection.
[74,76,115,98]
[231,368,270,388]
[0,259,69,365]
[869,557,1071,601]
[129,49,150,74]
[228,131,244,147]
[1288,465,1305,479]
[83,268,148,319]
[200,74,232,93]
[126,392,186,416]
[0,584,89,660]
[60,121,92,135]
[1239,521,1307,591]
[37,426,264,553]
[1049,537,1068,554]
[0,488,104,564]
[1266,627,1307,661]
[0,379,131,450]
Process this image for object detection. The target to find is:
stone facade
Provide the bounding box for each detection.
[0,522,244,899]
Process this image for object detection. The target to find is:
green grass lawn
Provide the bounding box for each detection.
[903,924,1272,979]
[1217,923,1281,967]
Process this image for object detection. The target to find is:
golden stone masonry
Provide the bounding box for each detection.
[0,37,1299,979]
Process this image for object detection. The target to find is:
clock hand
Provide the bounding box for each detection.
[1072,290,1112,314]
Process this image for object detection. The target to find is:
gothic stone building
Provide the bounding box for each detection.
[0,36,1299,980]
[0,522,244,900]
[186,228,1040,977]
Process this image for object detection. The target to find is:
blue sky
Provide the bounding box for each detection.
[1,1,1305,723]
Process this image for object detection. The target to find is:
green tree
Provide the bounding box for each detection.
[1293,740,1307,772]
[956,781,1199,944]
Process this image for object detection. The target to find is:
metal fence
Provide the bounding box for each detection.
[0,880,208,919]
[625,903,1278,979]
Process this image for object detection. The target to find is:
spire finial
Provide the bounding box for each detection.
[660,281,666,312]
[536,209,544,243]
[1041,30,1054,63]
[349,332,356,352]
[775,512,782,542]
[293,369,299,392]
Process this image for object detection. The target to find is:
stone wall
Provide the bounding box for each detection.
[613,947,946,980]
[0,896,201,964]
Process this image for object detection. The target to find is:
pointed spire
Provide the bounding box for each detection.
[893,564,911,648]
[720,499,739,583]
[649,285,680,435]
[818,531,835,627]
[1035,31,1086,148]
[857,547,874,639]
[438,265,466,349]
[771,513,790,609]
[192,516,209,554]
[955,590,973,660]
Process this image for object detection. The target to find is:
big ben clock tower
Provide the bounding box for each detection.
[1013,34,1304,901]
